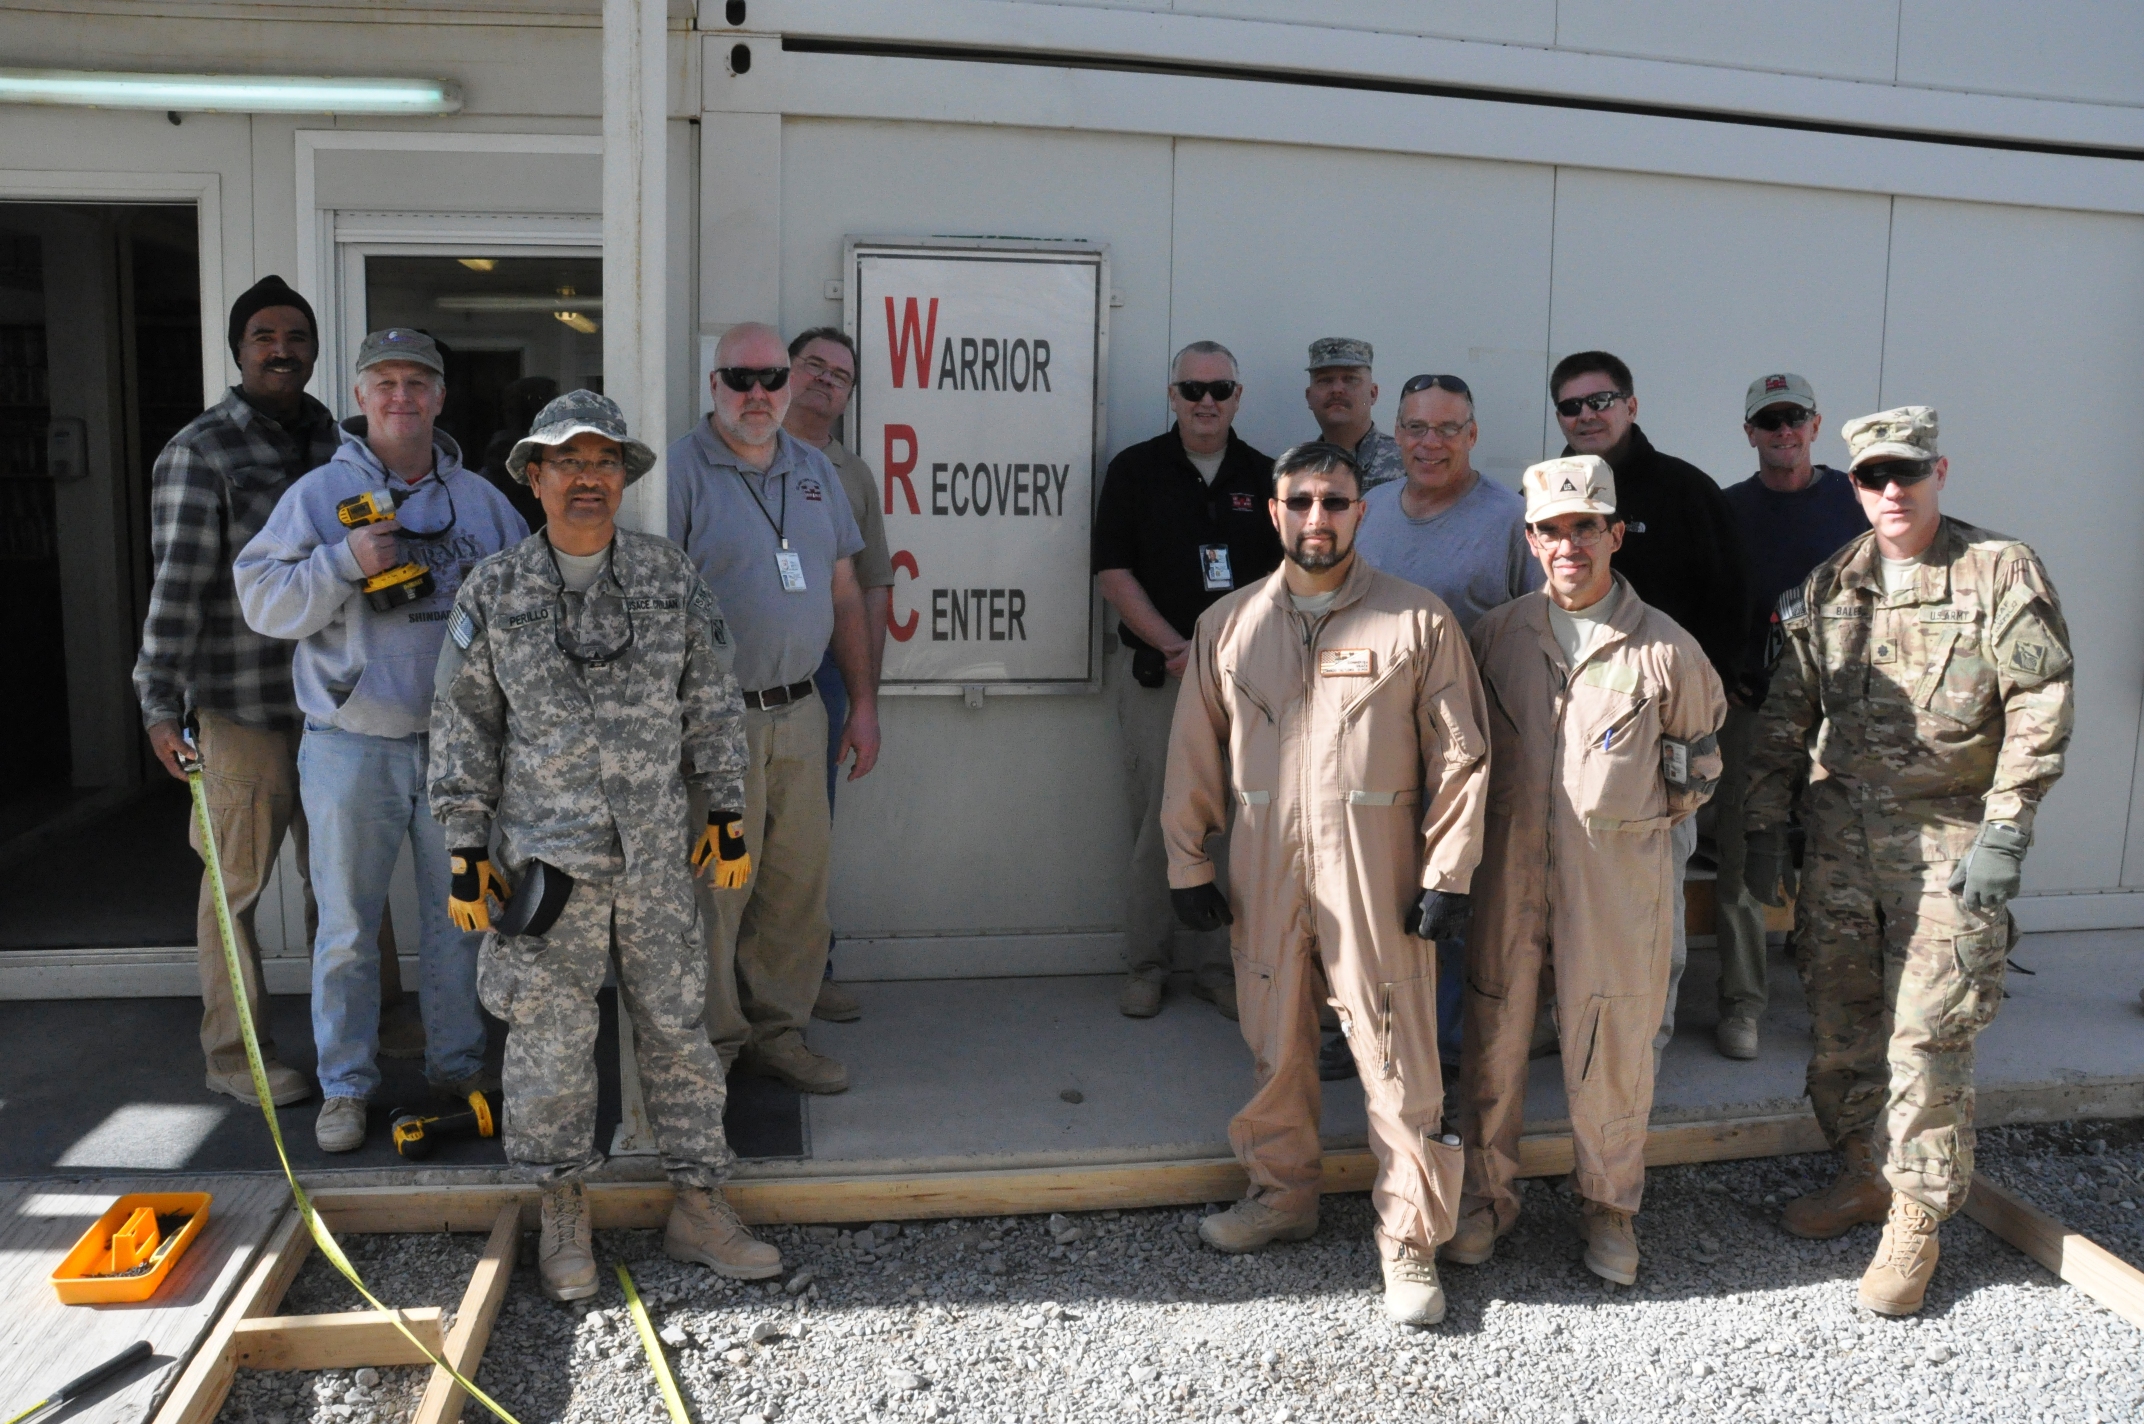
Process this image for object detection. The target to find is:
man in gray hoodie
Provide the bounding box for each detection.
[234,328,529,1152]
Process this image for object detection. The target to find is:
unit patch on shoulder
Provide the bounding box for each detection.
[449,608,477,650]
[1776,587,1808,624]
[2011,642,2048,676]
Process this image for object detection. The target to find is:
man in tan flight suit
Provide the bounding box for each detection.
[1163,441,1491,1327]
[1453,455,1726,1285]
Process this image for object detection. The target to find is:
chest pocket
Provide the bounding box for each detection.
[1225,668,1283,802]
[1913,608,1997,729]
[1570,662,1662,824]
[1336,650,1419,801]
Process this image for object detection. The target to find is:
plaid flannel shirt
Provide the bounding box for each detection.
[132,386,339,731]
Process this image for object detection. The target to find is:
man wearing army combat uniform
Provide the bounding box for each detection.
[1745,406,2072,1316]
[429,391,782,1301]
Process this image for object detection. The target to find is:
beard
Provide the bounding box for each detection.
[1287,534,1349,572]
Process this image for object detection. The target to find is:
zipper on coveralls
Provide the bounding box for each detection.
[1297,607,1328,896]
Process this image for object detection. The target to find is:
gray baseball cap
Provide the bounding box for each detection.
[355,327,445,375]
[506,389,657,485]
[1745,372,1817,420]
[1307,336,1373,371]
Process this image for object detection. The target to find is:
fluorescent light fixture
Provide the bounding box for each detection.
[0,68,462,115]
[457,258,498,273]
[437,295,606,313]
[554,312,600,334]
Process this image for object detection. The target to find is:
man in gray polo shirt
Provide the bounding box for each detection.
[668,321,876,1095]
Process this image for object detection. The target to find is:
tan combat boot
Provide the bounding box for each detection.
[812,979,862,1023]
[1781,1136,1891,1240]
[1858,1193,1940,1316]
[1197,1197,1318,1254]
[1579,1199,1639,1285]
[1440,1203,1501,1267]
[665,1186,782,1280]
[538,1181,599,1302]
[739,1031,849,1094]
[1382,1245,1447,1326]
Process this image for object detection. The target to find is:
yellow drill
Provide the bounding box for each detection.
[335,490,435,611]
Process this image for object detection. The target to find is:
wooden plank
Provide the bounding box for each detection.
[150,1204,309,1424]
[1964,1175,2144,1330]
[410,1204,520,1424]
[230,1307,446,1372]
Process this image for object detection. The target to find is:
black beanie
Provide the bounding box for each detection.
[227,274,317,356]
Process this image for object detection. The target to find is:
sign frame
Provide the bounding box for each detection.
[843,234,1110,698]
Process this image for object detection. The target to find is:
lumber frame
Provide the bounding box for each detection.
[151,1208,313,1424]
[230,1307,447,1371]
[1964,1175,2144,1329]
[410,1203,521,1424]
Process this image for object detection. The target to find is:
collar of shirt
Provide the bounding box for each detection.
[1834,518,1963,604]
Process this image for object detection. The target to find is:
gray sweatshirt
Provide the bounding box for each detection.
[233,419,529,739]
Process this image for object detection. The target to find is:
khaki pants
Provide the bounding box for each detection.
[1705,703,1771,1016]
[697,694,833,1059]
[1113,645,1230,985]
[190,712,306,1075]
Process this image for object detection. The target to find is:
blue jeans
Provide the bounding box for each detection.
[1438,937,1464,1065]
[299,723,486,1100]
[812,651,846,976]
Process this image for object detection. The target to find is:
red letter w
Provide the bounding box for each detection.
[884,296,938,389]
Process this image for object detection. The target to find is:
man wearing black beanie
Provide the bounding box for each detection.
[133,275,345,1108]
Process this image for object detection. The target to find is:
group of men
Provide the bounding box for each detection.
[1102,338,2071,1326]
[138,276,895,1298]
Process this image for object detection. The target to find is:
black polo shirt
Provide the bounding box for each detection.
[1091,425,1280,651]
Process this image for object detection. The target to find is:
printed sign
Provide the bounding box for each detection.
[848,239,1105,686]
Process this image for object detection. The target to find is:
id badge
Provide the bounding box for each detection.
[1199,544,1234,592]
[775,549,807,593]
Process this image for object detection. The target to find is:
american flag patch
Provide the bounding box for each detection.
[450,608,477,650]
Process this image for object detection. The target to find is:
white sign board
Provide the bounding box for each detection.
[846,238,1106,688]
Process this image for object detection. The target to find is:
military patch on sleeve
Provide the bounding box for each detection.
[1777,586,1808,625]
[449,608,477,650]
[689,583,731,645]
[2011,642,2047,676]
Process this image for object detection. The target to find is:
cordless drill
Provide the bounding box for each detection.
[335,490,435,611]
[388,1090,498,1160]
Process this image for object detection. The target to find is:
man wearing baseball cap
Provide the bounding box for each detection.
[431,390,778,1300]
[1707,374,1869,1061]
[234,328,528,1153]
[1453,454,1726,1285]
[1302,338,1405,492]
[1745,407,2072,1315]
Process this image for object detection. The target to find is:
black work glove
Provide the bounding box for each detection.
[1404,890,1472,942]
[1744,828,1789,908]
[1171,883,1233,933]
[1949,821,2028,913]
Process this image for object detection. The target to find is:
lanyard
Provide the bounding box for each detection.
[734,465,790,550]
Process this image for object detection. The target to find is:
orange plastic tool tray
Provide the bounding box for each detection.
[50,1192,212,1304]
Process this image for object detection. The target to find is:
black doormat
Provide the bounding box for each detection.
[0,990,803,1178]
[0,781,198,948]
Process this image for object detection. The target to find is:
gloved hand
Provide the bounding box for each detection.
[1404,889,1472,941]
[691,811,752,889]
[1949,821,2029,913]
[1744,828,1789,908]
[448,849,505,932]
[1171,883,1233,933]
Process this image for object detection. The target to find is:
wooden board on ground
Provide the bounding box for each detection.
[0,1176,289,1424]
[1965,1175,2144,1330]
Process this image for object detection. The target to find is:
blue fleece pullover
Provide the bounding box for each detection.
[233,419,529,738]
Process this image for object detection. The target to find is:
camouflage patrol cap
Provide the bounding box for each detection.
[1522,454,1617,523]
[1306,337,1374,371]
[1842,405,1939,470]
[355,327,444,375]
[1745,372,1816,420]
[506,388,658,485]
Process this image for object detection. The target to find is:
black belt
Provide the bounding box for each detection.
[742,678,817,711]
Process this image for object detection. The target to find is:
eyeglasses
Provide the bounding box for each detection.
[1528,521,1611,547]
[1174,379,1238,404]
[715,366,791,393]
[1850,459,1937,491]
[1401,373,1471,398]
[1397,419,1474,440]
[1279,494,1359,514]
[1749,406,1814,432]
[1554,390,1628,419]
[536,455,626,477]
[796,354,854,389]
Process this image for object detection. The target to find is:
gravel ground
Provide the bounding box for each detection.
[217,1130,2144,1424]
[1975,1117,2144,1272]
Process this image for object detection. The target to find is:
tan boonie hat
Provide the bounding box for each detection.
[507,389,658,485]
[1306,336,1373,371]
[1745,372,1817,421]
[1522,454,1617,524]
[1842,405,1939,470]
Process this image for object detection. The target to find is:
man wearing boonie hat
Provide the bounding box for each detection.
[1744,406,2072,1316]
[430,389,779,1301]
[234,327,528,1155]
[1454,454,1726,1287]
[1303,337,1405,492]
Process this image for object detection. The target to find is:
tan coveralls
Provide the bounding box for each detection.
[1163,558,1491,1258]
[1462,576,1725,1224]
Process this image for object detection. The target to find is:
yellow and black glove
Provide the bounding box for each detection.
[448,848,506,932]
[691,811,752,890]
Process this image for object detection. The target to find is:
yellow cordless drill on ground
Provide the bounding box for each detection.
[336,490,435,611]
[389,1090,498,1160]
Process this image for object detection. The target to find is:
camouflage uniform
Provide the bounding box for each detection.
[430,527,749,1187]
[1747,516,2072,1218]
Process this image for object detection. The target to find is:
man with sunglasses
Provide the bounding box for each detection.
[1455,455,1725,1286]
[668,322,874,1095]
[1163,442,1491,1325]
[234,328,529,1152]
[1745,407,2071,1316]
[1551,350,1746,1057]
[431,389,779,1302]
[1302,337,1404,492]
[1093,340,1281,1020]
[1706,374,1869,1062]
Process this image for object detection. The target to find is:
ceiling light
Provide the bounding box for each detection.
[0,68,461,115]
[457,258,497,273]
[554,312,599,334]
[436,295,605,313]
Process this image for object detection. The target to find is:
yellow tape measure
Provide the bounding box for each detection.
[616,1264,693,1424]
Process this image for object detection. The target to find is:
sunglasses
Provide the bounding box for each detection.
[1554,390,1628,419]
[1401,373,1472,398]
[1279,494,1359,514]
[1850,459,1937,491]
[1175,379,1238,403]
[715,366,791,393]
[1749,406,1814,432]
